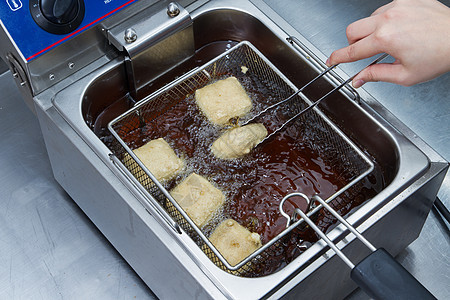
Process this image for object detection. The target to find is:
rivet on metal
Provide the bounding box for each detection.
[167,2,180,17]
[124,28,137,44]
[68,62,75,69]
[49,74,55,81]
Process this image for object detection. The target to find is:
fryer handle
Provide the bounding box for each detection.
[351,248,436,300]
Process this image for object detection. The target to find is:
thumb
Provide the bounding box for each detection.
[352,63,407,88]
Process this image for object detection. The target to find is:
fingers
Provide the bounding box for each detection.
[352,63,408,88]
[327,35,383,66]
[346,16,378,44]
[326,2,394,66]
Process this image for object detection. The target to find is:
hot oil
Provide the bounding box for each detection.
[94,41,384,276]
[120,74,355,244]
[110,75,383,276]
[89,40,240,144]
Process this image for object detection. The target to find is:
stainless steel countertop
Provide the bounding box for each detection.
[0,0,448,299]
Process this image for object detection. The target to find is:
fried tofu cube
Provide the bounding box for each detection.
[132,138,183,182]
[171,173,225,227]
[211,123,268,159]
[209,219,262,266]
[195,77,252,125]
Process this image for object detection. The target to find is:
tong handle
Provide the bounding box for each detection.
[351,248,437,300]
[255,53,389,145]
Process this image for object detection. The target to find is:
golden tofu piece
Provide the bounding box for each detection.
[171,173,225,227]
[209,219,262,266]
[132,138,183,182]
[195,77,252,125]
[211,123,268,159]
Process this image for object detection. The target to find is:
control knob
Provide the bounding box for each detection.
[30,0,85,35]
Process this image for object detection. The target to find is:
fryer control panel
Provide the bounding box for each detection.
[0,0,139,61]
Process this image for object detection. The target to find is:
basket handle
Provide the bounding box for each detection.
[285,194,436,299]
[109,154,182,234]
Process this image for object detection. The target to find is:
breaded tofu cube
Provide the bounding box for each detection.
[132,138,183,182]
[171,173,225,227]
[209,219,262,266]
[195,77,252,125]
[211,123,268,159]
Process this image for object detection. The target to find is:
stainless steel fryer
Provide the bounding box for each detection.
[108,41,375,274]
[0,0,448,299]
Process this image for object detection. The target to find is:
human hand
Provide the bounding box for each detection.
[326,0,450,88]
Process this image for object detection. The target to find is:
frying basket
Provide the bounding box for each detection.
[108,41,374,276]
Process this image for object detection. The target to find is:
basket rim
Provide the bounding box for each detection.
[106,40,375,273]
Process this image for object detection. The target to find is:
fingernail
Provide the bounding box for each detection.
[326,58,331,67]
[353,79,365,88]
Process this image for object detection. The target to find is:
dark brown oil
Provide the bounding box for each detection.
[89,41,385,276]
[122,93,346,239]
[115,90,384,276]
[87,41,240,137]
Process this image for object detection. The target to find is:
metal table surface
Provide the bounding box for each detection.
[0,0,448,299]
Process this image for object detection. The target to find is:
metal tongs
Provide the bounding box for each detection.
[279,193,436,300]
[243,51,389,145]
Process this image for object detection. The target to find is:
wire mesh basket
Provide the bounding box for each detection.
[108,41,374,276]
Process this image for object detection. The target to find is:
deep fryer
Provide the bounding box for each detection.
[0,1,448,299]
